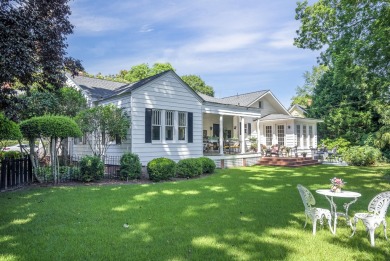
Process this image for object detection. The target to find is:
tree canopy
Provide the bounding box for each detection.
[181,75,215,97]
[0,0,83,115]
[294,0,390,151]
[0,113,22,142]
[88,62,216,97]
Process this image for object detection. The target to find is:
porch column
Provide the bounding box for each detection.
[240,117,245,154]
[257,119,261,153]
[219,115,224,155]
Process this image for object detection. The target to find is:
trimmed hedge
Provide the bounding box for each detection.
[147,157,176,182]
[176,158,202,178]
[198,157,216,174]
[119,153,142,180]
[79,155,104,182]
[0,151,24,160]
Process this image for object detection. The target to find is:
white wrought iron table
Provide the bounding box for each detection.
[316,189,361,234]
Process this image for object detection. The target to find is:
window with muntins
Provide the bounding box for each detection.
[277,125,285,146]
[165,110,174,141]
[309,126,313,147]
[303,125,307,147]
[266,126,272,146]
[178,112,186,141]
[152,109,161,141]
[296,125,301,147]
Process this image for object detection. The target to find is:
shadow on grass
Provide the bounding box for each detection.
[0,164,389,260]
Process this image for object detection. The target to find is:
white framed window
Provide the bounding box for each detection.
[178,112,187,141]
[265,126,272,146]
[303,125,307,147]
[296,125,301,147]
[152,109,161,141]
[309,126,313,147]
[165,110,174,141]
[277,125,285,146]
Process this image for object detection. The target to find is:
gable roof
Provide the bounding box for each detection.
[66,71,174,101]
[288,104,307,114]
[259,113,322,123]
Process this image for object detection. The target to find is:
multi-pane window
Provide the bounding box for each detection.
[309,126,313,147]
[265,126,272,146]
[152,109,161,141]
[296,125,301,147]
[178,112,187,141]
[303,125,307,147]
[165,111,174,140]
[277,125,285,146]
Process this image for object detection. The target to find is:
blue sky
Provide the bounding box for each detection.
[67,0,319,108]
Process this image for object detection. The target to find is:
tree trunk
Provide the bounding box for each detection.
[28,138,42,183]
[50,137,58,184]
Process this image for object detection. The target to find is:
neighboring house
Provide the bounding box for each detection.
[66,70,322,165]
[288,104,307,118]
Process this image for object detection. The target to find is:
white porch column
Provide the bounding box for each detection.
[240,117,245,154]
[219,115,224,155]
[257,119,260,153]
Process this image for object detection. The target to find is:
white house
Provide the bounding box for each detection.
[66,70,322,166]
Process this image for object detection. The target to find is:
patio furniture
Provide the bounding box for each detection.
[297,184,333,235]
[350,191,390,246]
[265,144,280,157]
[316,189,361,235]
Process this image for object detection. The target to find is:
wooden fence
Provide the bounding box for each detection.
[0,156,33,191]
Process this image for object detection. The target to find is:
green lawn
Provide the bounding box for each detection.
[1,165,390,261]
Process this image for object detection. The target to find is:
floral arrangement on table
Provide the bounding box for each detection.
[330,177,346,192]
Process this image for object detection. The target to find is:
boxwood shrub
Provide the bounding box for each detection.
[147,157,176,182]
[79,155,104,182]
[176,158,202,178]
[198,157,216,174]
[343,146,382,166]
[119,152,142,180]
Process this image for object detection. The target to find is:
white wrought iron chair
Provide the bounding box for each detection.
[350,191,390,246]
[297,184,333,235]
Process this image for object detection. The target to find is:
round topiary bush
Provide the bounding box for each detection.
[176,158,202,178]
[198,157,216,174]
[343,146,382,166]
[79,155,104,182]
[147,157,176,182]
[119,152,142,180]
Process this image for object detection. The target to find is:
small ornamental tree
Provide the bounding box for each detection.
[20,115,82,183]
[75,105,130,159]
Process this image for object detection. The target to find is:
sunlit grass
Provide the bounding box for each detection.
[0,165,389,260]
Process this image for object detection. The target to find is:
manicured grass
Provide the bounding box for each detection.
[1,165,390,260]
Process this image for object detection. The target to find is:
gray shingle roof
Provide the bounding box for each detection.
[220,90,268,106]
[198,90,269,106]
[66,71,171,100]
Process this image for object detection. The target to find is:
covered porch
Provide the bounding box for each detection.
[202,103,262,156]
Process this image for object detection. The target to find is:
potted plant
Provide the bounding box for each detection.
[301,152,307,158]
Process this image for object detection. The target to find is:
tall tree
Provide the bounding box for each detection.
[291,65,328,107]
[295,0,390,147]
[181,75,215,97]
[0,0,83,116]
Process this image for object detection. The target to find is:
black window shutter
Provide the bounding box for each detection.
[145,108,152,143]
[248,123,252,134]
[188,112,193,143]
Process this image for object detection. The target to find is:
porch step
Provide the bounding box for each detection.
[257,157,320,167]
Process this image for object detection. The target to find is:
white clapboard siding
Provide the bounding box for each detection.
[131,72,203,165]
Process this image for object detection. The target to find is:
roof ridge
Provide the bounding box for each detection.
[221,89,269,99]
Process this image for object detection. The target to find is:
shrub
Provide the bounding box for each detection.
[198,157,216,174]
[343,146,382,166]
[320,137,351,155]
[176,158,202,178]
[119,153,142,180]
[147,157,176,182]
[0,151,24,160]
[79,155,104,182]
